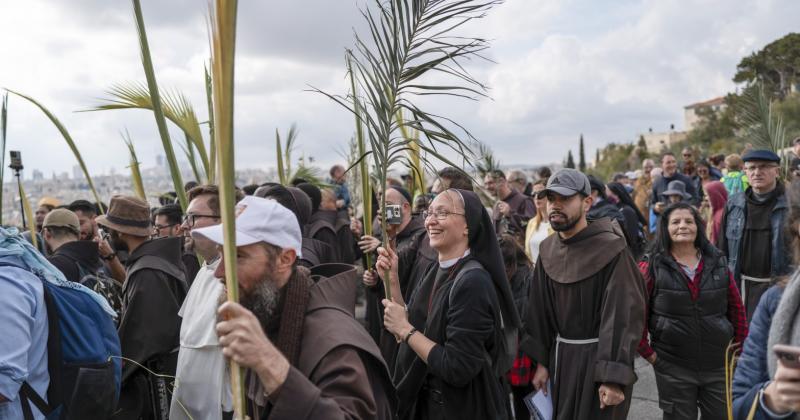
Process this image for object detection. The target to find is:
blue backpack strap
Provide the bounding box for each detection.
[0,261,60,420]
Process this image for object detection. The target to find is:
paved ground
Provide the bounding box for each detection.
[630,356,662,420]
[356,293,663,419]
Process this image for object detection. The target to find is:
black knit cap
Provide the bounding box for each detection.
[389,185,413,204]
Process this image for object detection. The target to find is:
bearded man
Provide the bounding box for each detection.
[521,168,646,420]
[193,196,395,419]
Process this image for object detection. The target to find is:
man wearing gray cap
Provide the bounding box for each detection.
[521,168,646,420]
[193,196,395,419]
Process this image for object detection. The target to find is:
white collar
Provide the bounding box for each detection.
[439,249,471,268]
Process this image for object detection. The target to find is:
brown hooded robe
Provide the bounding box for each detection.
[521,218,646,420]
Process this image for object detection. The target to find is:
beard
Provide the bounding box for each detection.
[549,208,583,232]
[239,270,282,330]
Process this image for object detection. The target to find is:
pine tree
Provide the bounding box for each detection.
[578,134,586,172]
[595,149,600,165]
[565,150,576,169]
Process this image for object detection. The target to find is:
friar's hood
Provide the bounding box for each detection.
[539,217,627,284]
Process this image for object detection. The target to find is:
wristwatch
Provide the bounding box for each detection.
[102,252,117,261]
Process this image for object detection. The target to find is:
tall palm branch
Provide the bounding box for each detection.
[317,0,500,299]
[130,0,187,209]
[0,93,7,225]
[5,90,104,212]
[208,0,245,417]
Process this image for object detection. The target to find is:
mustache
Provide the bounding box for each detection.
[549,211,566,218]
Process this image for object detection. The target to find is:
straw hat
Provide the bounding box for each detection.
[95,195,152,237]
[38,196,61,208]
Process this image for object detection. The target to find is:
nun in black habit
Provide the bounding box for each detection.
[378,189,521,420]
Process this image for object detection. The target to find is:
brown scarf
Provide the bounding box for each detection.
[245,266,313,414]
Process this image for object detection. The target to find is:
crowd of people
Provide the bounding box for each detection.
[5,139,800,419]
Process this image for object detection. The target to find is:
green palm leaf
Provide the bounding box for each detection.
[208,0,245,416]
[19,181,37,247]
[316,0,497,299]
[122,129,147,200]
[740,82,790,175]
[87,82,210,183]
[205,65,216,183]
[5,89,104,213]
[0,93,7,225]
[130,0,187,209]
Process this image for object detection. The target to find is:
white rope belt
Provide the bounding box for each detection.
[554,335,599,383]
[740,275,772,305]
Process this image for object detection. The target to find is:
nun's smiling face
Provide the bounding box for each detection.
[424,190,469,260]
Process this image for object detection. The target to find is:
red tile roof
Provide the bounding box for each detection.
[684,96,726,109]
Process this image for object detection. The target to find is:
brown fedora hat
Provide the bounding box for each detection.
[96,195,152,237]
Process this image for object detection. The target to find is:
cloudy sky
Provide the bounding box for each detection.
[1,0,797,180]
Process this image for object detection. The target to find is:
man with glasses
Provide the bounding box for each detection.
[718,149,791,320]
[153,203,201,286]
[170,185,241,420]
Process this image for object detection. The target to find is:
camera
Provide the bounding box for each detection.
[9,150,23,171]
[385,204,402,225]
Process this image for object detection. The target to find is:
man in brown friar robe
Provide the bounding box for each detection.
[521,168,646,420]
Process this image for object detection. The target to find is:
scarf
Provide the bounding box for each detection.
[768,270,800,378]
[0,226,116,317]
[245,266,313,413]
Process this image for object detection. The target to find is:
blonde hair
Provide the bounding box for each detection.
[725,154,743,171]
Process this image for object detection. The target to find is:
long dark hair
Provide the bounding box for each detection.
[648,202,714,258]
[607,182,647,225]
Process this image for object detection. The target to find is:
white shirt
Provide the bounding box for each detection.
[528,222,551,262]
[170,260,233,420]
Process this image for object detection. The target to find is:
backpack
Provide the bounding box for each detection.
[449,259,517,377]
[76,262,123,322]
[0,261,122,420]
[722,171,748,195]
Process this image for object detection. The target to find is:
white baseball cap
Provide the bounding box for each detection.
[192,196,302,257]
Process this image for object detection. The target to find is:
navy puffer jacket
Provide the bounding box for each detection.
[732,285,786,419]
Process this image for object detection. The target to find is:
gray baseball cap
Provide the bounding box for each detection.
[544,168,592,197]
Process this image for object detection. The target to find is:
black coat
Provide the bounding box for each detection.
[115,237,188,420]
[47,240,102,283]
[394,258,507,420]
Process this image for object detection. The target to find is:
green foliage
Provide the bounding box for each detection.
[564,150,575,169]
[578,134,586,172]
[475,142,500,178]
[734,33,800,99]
[588,143,639,181]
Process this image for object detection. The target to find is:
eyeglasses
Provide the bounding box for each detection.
[153,223,178,231]
[422,209,465,221]
[182,213,220,227]
[745,163,778,172]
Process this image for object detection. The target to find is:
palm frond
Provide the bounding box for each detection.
[209,0,245,417]
[205,65,217,183]
[474,141,500,177]
[130,0,187,209]
[87,82,210,183]
[6,90,104,212]
[0,92,7,225]
[317,0,499,299]
[397,110,426,196]
[122,129,146,200]
[740,82,790,175]
[275,129,287,185]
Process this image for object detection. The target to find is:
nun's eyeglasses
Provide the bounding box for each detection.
[422,209,465,221]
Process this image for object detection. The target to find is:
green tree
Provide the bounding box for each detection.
[734,33,800,100]
[578,134,586,172]
[565,150,575,169]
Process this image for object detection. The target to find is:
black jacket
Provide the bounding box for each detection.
[647,248,732,371]
[47,240,102,283]
[116,237,188,420]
